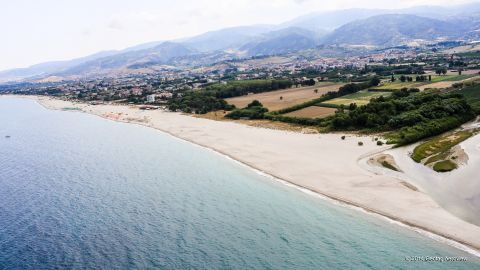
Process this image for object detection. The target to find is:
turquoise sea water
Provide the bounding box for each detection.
[0,98,479,270]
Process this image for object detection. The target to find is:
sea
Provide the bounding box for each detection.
[1,97,479,269]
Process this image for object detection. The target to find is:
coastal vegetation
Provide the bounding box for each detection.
[205,79,293,98]
[410,128,479,172]
[259,88,475,145]
[411,130,475,163]
[433,160,458,172]
[167,90,235,114]
[381,160,399,171]
[456,83,480,113]
[225,100,268,119]
[332,89,475,145]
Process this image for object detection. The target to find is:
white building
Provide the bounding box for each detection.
[146,94,156,103]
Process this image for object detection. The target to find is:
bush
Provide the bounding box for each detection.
[225,100,268,120]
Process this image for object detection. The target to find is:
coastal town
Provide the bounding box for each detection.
[3,42,478,106]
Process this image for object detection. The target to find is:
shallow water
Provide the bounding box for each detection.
[1,98,479,269]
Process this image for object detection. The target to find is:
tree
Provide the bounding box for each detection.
[391,75,396,82]
[247,100,263,108]
[400,75,406,82]
[279,96,283,100]
[370,77,381,87]
[314,89,318,94]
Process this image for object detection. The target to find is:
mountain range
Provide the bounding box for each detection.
[2,2,480,82]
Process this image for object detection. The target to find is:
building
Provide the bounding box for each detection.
[146,94,156,103]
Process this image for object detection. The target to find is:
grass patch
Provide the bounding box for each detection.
[320,91,390,107]
[431,74,474,82]
[433,160,458,172]
[372,82,425,90]
[457,83,480,113]
[62,107,82,111]
[381,161,399,171]
[411,130,474,163]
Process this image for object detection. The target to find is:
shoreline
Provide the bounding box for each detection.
[5,95,480,256]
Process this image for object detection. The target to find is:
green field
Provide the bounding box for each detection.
[373,75,474,90]
[456,84,480,112]
[372,81,426,90]
[319,91,391,107]
[430,74,475,82]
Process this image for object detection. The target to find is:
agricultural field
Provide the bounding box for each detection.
[456,83,480,112]
[319,91,391,107]
[372,74,478,91]
[284,106,337,118]
[430,74,475,82]
[371,81,427,90]
[419,75,480,91]
[225,82,343,111]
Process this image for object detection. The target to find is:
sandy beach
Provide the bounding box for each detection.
[14,95,480,254]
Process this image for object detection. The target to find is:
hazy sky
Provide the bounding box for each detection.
[0,0,474,70]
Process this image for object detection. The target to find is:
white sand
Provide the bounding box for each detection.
[17,96,480,253]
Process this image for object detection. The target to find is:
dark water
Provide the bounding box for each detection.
[1,98,479,269]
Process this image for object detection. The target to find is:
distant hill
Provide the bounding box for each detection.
[59,42,196,76]
[322,14,468,47]
[240,27,321,56]
[281,8,388,32]
[282,3,480,32]
[0,50,119,82]
[182,25,274,52]
[2,2,480,82]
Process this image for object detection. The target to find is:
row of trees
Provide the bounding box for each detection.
[167,91,234,114]
[206,79,293,99]
[391,75,432,82]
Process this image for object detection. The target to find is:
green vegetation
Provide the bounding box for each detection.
[62,107,82,111]
[430,74,474,82]
[271,79,380,115]
[381,161,398,171]
[206,79,293,98]
[320,91,391,107]
[168,79,293,114]
[456,83,480,113]
[225,100,268,120]
[372,81,424,90]
[433,160,457,172]
[457,51,480,58]
[329,89,475,145]
[167,91,234,114]
[411,130,475,163]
